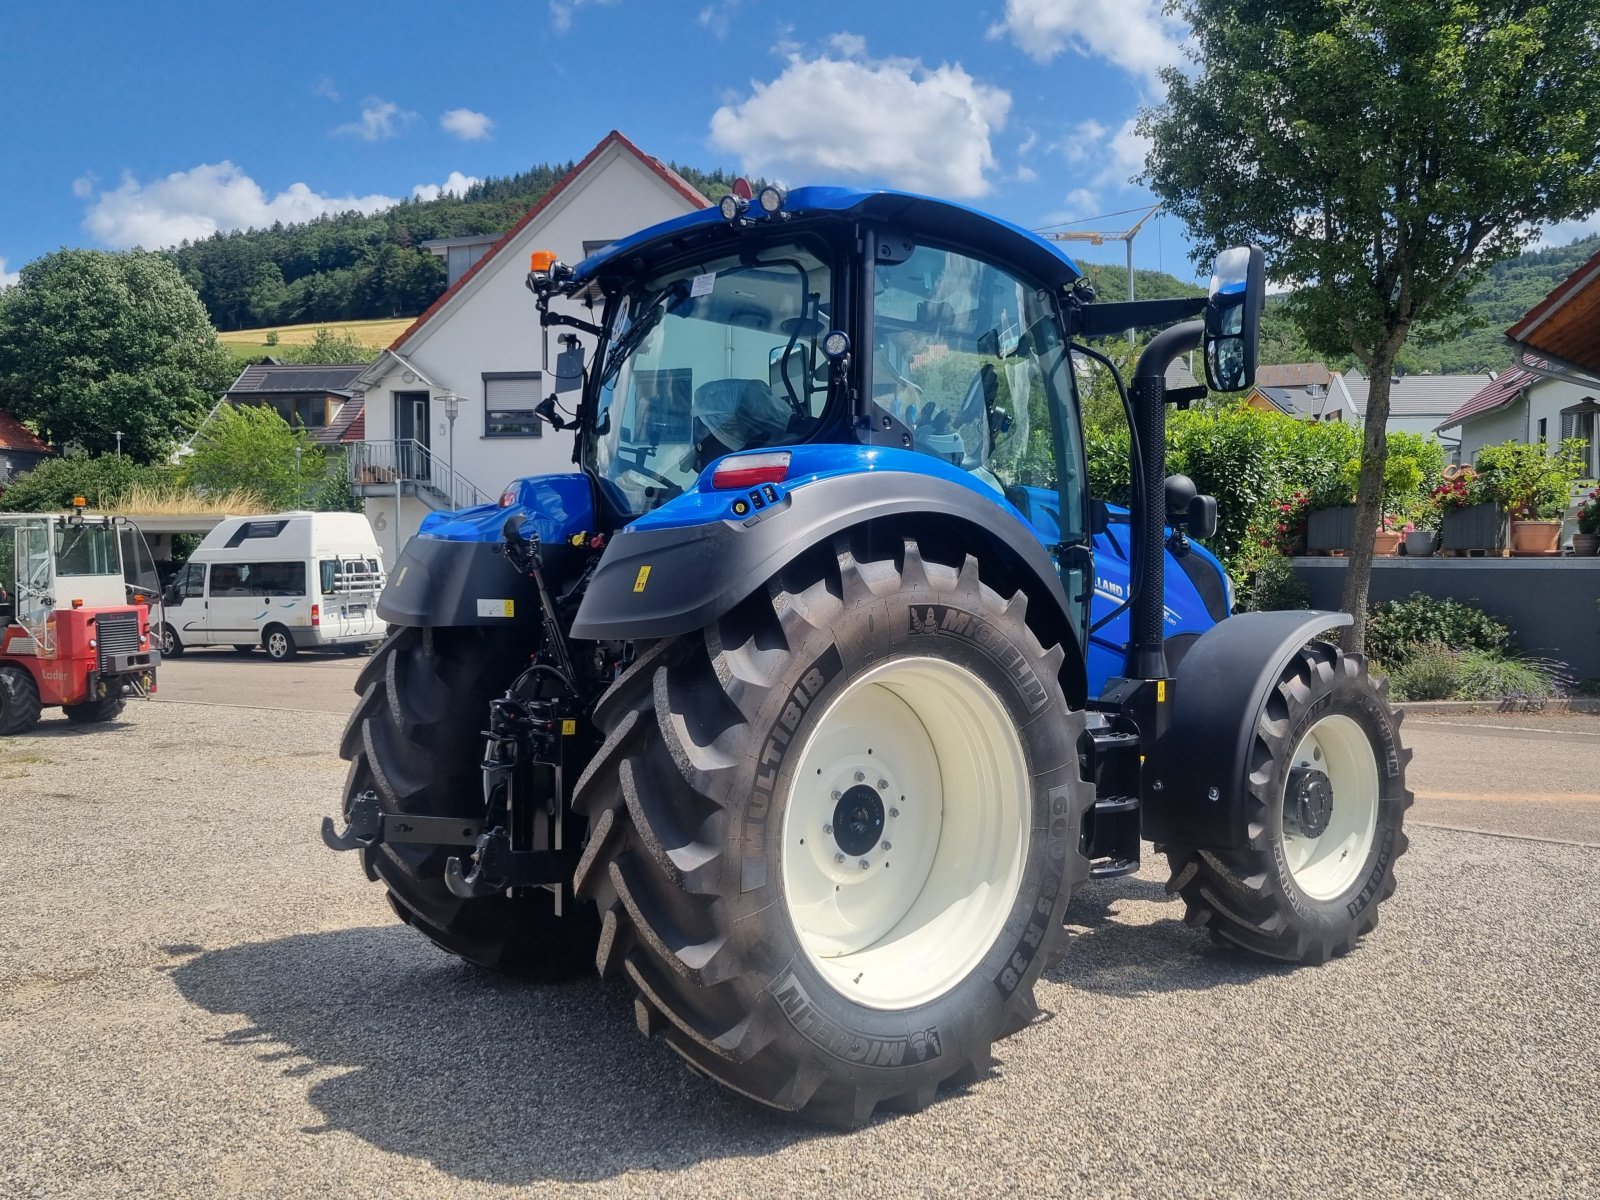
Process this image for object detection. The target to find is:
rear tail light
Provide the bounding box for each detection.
[499,488,517,508]
[711,452,791,490]
[311,604,321,628]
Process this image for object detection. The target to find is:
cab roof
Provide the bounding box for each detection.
[570,187,1083,290]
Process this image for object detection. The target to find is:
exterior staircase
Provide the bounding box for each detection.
[346,439,494,513]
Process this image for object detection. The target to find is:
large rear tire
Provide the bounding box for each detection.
[1162,642,1411,963]
[63,696,126,724]
[338,624,600,977]
[0,665,42,736]
[573,538,1092,1125]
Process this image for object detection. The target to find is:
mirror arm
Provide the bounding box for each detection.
[540,310,604,339]
[1067,295,1205,340]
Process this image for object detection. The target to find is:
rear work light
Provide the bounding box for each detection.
[711,452,791,490]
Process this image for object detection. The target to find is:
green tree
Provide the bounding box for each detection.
[0,249,235,462]
[0,450,167,512]
[181,403,328,510]
[1141,0,1600,650]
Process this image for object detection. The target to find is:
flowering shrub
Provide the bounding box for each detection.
[1430,468,1486,513]
[1575,487,1600,535]
[1264,489,1310,554]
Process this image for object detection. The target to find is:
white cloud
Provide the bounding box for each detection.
[440,108,493,141]
[333,98,416,141]
[1532,209,1600,250]
[697,0,740,39]
[0,258,20,289]
[988,0,1187,86]
[1049,117,1150,217]
[72,172,98,199]
[550,0,618,32]
[411,171,480,202]
[313,75,341,102]
[710,41,1011,199]
[81,162,401,249]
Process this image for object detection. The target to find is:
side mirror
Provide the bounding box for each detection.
[1203,245,1265,392]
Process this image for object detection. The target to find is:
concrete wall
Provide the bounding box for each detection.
[1294,556,1600,680]
[363,493,437,567]
[361,144,704,503]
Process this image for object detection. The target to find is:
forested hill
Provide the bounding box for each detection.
[168,162,748,332]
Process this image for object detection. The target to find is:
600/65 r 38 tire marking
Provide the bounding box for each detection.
[1163,642,1412,964]
[337,624,599,976]
[572,536,1093,1125]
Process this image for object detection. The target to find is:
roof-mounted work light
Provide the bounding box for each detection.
[719,194,748,221]
[757,185,786,214]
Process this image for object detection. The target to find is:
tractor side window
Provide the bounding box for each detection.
[871,243,1086,547]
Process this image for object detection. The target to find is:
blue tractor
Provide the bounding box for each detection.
[325,186,1411,1125]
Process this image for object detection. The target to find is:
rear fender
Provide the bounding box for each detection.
[570,447,1088,706]
[376,474,594,628]
[1142,610,1353,849]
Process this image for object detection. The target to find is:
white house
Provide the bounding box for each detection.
[350,131,709,558]
[1441,367,1599,476]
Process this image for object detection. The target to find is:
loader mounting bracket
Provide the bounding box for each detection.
[320,790,483,851]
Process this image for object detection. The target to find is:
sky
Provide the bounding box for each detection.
[2,1,1595,295]
[0,0,1208,291]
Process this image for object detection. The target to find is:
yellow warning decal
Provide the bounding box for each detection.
[633,565,652,593]
[1157,680,1167,703]
[561,718,577,736]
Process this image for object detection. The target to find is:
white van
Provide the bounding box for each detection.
[158,512,385,660]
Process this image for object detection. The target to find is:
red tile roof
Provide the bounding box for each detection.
[388,130,710,353]
[1436,367,1534,431]
[340,403,365,443]
[0,410,49,454]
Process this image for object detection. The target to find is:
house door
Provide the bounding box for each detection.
[393,390,431,480]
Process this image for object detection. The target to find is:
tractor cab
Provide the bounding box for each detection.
[0,506,160,735]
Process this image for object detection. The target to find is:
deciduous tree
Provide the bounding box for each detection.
[1140,0,1600,650]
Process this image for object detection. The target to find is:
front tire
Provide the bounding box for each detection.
[159,624,184,657]
[62,696,126,724]
[0,665,42,736]
[573,538,1091,1125]
[337,625,600,977]
[1163,642,1411,963]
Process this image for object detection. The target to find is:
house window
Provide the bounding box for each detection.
[483,373,543,437]
[1537,417,1547,445]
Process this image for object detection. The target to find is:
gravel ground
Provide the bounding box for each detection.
[2,700,1598,1199]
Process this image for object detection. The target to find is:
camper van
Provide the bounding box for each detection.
[159,512,384,660]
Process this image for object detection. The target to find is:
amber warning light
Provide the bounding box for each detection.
[530,250,558,273]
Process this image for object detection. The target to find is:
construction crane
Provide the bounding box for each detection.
[1038,203,1163,341]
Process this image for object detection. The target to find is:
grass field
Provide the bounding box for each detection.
[216,317,413,361]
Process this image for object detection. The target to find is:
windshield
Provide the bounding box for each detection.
[54,524,120,577]
[589,239,834,516]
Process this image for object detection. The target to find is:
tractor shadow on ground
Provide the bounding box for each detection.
[22,716,135,739]
[1053,873,1294,996]
[168,926,822,1185]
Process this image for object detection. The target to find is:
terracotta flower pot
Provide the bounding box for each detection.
[1509,520,1561,556]
[1373,530,1403,556]
[1572,532,1599,557]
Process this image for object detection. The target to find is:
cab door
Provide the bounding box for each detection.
[166,561,209,643]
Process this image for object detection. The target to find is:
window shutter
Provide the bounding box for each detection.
[483,373,543,437]
[485,375,542,410]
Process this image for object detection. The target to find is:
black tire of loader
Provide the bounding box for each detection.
[1162,641,1412,964]
[571,537,1093,1126]
[0,664,43,736]
[63,696,126,724]
[339,624,600,978]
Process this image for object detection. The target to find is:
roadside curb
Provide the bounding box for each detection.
[1396,698,1600,715]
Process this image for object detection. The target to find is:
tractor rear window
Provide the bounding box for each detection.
[53,525,119,577]
[590,238,833,516]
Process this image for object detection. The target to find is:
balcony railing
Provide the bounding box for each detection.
[346,439,494,512]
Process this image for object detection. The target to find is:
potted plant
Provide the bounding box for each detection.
[1574,486,1600,556]
[1475,438,1586,557]
[1304,476,1358,551]
[1401,498,1439,556]
[1375,512,1404,555]
[1433,468,1505,552]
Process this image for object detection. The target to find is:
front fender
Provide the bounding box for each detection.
[1142,610,1352,849]
[570,449,1086,704]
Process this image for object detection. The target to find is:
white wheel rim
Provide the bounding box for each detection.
[780,656,1030,1010]
[1281,713,1380,901]
[269,634,286,656]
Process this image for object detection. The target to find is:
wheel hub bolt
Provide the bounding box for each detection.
[889,808,900,819]
[823,823,833,835]
[831,790,841,801]
[835,853,847,864]
[859,859,870,870]
[881,841,892,851]
[877,779,888,790]
[854,771,865,782]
